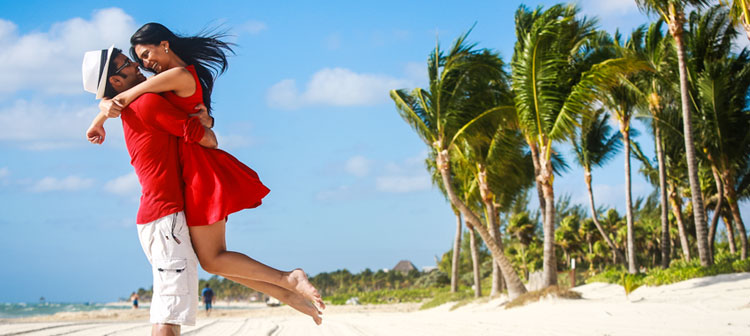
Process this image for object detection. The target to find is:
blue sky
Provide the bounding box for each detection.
[1,0,747,303]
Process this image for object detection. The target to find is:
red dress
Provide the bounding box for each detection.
[162,65,270,226]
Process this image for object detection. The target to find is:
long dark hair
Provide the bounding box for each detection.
[130,22,234,113]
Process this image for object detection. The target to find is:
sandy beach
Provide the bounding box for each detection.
[2,272,749,335]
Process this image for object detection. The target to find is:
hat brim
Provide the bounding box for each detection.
[95,45,115,99]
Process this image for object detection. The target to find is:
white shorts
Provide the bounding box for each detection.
[137,211,199,326]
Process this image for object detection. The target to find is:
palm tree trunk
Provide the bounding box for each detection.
[450,211,462,293]
[436,149,527,299]
[728,195,749,259]
[584,167,626,265]
[529,143,546,224]
[478,166,506,297]
[723,214,737,254]
[621,123,637,273]
[467,225,481,298]
[539,144,557,287]
[708,166,724,260]
[671,18,712,266]
[490,230,503,296]
[723,172,748,259]
[669,187,691,261]
[655,125,671,268]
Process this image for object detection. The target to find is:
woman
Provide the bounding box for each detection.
[89,23,324,324]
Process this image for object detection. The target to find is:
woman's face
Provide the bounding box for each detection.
[133,41,170,73]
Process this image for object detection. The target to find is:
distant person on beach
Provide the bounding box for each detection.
[88,23,324,325]
[130,292,140,309]
[201,284,214,315]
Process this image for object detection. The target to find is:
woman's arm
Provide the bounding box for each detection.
[114,67,196,107]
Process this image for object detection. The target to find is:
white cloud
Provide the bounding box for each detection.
[0,8,136,95]
[734,35,750,53]
[0,167,8,179]
[267,68,413,109]
[216,133,254,149]
[578,0,638,16]
[103,172,140,196]
[345,155,371,177]
[30,176,94,192]
[375,175,431,193]
[238,20,268,35]
[0,98,123,150]
[375,151,431,193]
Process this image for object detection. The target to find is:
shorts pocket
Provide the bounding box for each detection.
[154,259,189,296]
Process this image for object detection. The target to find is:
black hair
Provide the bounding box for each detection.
[103,48,124,99]
[129,23,235,113]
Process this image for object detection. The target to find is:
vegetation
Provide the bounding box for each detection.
[385,0,750,307]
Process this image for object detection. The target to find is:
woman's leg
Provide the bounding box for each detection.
[189,220,325,309]
[222,275,322,325]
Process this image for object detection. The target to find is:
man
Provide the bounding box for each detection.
[82,45,216,336]
[201,284,214,316]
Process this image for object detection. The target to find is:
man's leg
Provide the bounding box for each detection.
[138,212,199,328]
[152,323,180,336]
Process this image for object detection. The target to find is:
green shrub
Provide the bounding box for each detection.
[621,273,642,297]
[586,253,749,288]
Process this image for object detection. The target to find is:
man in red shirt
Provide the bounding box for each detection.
[82,46,216,336]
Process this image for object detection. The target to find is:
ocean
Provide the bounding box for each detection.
[0,302,132,319]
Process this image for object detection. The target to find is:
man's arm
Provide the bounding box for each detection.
[135,93,218,149]
[199,126,218,149]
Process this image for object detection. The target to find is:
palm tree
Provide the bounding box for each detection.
[451,53,535,296]
[721,0,750,40]
[511,4,638,286]
[390,31,528,299]
[426,151,471,293]
[687,6,750,259]
[624,21,676,268]
[635,0,713,266]
[571,109,627,265]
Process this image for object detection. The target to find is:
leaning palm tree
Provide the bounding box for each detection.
[512,4,649,283]
[426,150,473,293]
[635,0,713,266]
[571,109,626,265]
[390,31,528,299]
[687,6,750,259]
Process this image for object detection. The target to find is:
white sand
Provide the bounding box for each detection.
[2,273,749,335]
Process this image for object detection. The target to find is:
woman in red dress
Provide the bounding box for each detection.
[89,23,323,324]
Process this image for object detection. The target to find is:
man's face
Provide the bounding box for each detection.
[110,54,146,92]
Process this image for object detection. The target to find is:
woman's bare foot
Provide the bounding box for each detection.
[285,292,323,325]
[286,268,326,310]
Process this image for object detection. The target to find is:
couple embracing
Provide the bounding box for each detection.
[82,23,323,335]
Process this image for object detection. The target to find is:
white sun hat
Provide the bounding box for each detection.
[82,45,115,99]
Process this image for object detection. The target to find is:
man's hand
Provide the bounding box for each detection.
[189,104,214,128]
[86,123,106,144]
[99,98,124,118]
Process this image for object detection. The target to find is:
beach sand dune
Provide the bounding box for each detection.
[2,273,749,335]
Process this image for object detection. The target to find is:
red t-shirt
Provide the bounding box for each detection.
[120,93,205,224]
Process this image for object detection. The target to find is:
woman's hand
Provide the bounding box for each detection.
[86,123,106,144]
[189,104,214,128]
[99,98,124,118]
